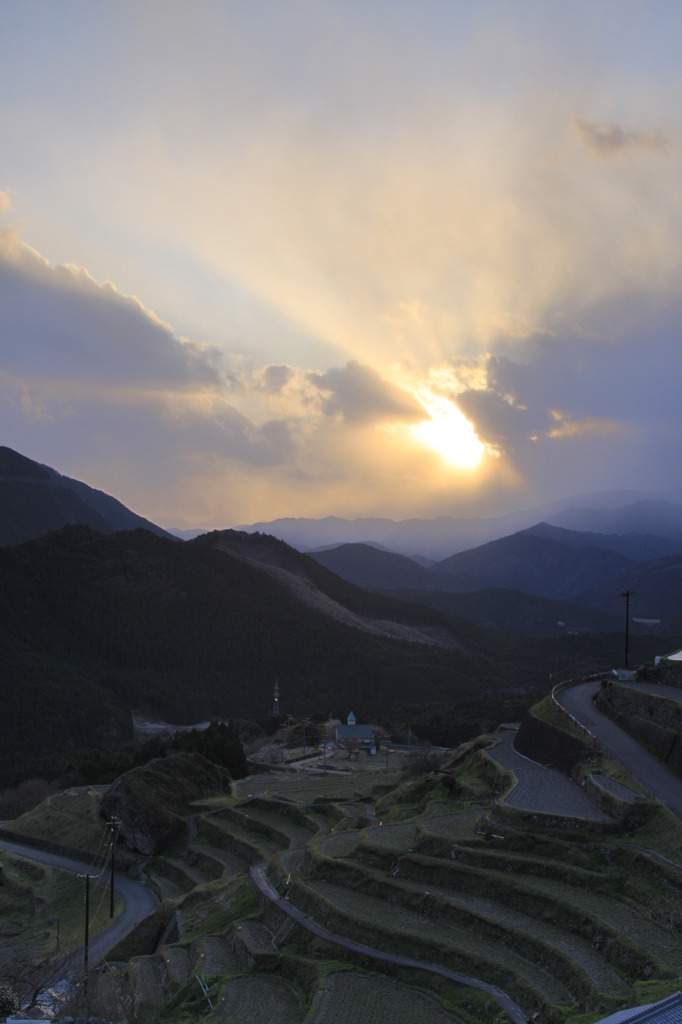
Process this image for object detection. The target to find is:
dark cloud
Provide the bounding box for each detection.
[309,360,424,424]
[574,118,670,159]
[257,364,294,394]
[453,296,682,500]
[456,386,532,452]
[0,233,223,388]
[0,232,301,497]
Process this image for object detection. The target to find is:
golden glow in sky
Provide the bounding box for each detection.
[411,394,484,470]
[2,3,682,527]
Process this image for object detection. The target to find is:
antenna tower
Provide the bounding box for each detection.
[272,679,280,718]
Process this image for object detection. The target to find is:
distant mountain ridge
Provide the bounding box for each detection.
[0,446,172,546]
[235,493,682,561]
[309,522,682,634]
[431,529,637,600]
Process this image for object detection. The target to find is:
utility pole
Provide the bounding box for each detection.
[108,818,119,918]
[620,590,634,668]
[79,872,92,995]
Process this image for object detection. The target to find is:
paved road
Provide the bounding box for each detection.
[557,680,682,821]
[250,863,527,1024]
[487,733,612,820]
[0,838,157,965]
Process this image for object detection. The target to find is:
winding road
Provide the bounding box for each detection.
[0,837,157,965]
[556,679,682,821]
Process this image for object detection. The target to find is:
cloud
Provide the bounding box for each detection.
[446,291,682,504]
[574,118,670,159]
[0,229,302,509]
[456,386,531,454]
[308,360,425,424]
[256,364,294,395]
[4,5,682,524]
[0,227,458,524]
[0,230,222,390]
[546,410,625,439]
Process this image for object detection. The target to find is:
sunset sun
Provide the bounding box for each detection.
[411,394,484,470]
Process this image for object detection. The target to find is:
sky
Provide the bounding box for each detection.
[1,1,682,529]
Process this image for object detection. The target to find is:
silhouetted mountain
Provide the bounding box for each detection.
[0,525,522,776]
[547,499,682,545]
[305,526,682,635]
[0,446,172,546]
[525,522,682,561]
[310,543,429,590]
[428,531,635,600]
[1,522,674,785]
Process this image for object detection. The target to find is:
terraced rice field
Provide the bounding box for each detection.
[297,878,573,1007]
[314,972,463,1024]
[83,729,682,1024]
[214,976,303,1022]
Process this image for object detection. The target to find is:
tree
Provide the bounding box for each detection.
[339,737,362,760]
[0,981,19,1016]
[404,743,447,777]
[0,948,74,1017]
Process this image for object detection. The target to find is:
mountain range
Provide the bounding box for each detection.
[3,446,681,637]
[0,445,679,784]
[234,493,682,561]
[309,523,682,633]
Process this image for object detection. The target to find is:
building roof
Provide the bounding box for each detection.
[596,991,682,1024]
[335,724,375,741]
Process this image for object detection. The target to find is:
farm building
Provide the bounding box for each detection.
[335,711,375,750]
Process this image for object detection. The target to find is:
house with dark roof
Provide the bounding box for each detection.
[335,711,375,752]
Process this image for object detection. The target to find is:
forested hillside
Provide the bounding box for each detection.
[0,525,672,787]
[0,526,501,781]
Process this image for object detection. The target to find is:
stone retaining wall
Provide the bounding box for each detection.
[595,680,682,778]
[514,711,592,774]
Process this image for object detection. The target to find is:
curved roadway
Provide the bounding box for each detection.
[250,863,527,1024]
[557,680,682,821]
[0,838,157,965]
